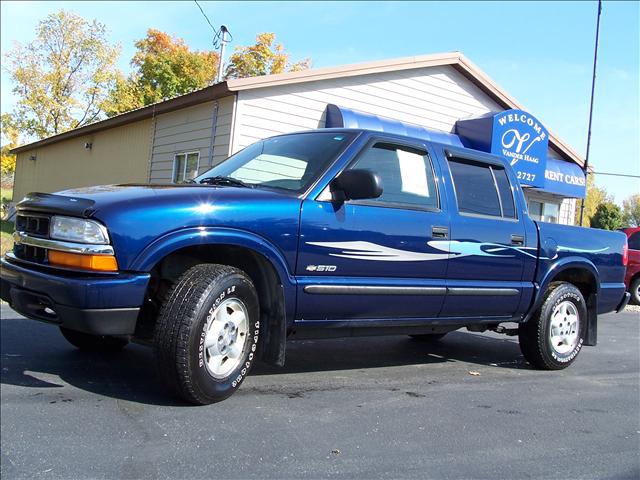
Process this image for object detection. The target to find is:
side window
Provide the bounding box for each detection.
[349,142,438,209]
[528,200,543,221]
[493,168,516,218]
[629,232,640,251]
[173,152,200,183]
[448,157,516,219]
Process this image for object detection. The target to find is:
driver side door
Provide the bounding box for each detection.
[295,138,450,321]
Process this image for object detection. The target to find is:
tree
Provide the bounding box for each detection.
[1,113,19,176]
[574,174,613,227]
[3,11,120,139]
[590,202,624,230]
[105,31,311,117]
[103,29,219,116]
[622,194,640,227]
[225,33,310,79]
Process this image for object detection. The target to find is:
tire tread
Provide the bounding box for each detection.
[153,264,248,404]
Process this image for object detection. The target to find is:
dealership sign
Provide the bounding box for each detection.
[543,158,586,198]
[489,110,548,188]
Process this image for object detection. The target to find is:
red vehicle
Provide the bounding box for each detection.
[623,227,640,305]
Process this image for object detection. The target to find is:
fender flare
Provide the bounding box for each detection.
[537,256,599,297]
[526,256,599,346]
[129,226,297,319]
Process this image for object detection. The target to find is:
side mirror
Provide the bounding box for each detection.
[330,169,383,203]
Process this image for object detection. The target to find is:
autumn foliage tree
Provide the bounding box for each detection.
[103,29,219,116]
[3,11,120,139]
[1,113,20,197]
[225,33,310,79]
[622,194,640,227]
[574,175,613,227]
[104,31,311,116]
[3,11,312,132]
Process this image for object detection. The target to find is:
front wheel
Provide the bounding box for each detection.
[153,264,260,405]
[518,282,586,370]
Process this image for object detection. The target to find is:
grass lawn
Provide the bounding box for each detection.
[1,219,13,256]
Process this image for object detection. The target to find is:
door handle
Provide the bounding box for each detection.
[432,226,449,239]
[510,234,525,246]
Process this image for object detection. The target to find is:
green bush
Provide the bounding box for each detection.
[590,202,624,230]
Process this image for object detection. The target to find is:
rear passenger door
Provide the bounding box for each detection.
[439,149,527,318]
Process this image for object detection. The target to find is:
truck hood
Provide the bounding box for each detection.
[16,184,303,271]
[18,183,299,217]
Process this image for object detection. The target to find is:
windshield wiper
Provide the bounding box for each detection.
[197,176,254,188]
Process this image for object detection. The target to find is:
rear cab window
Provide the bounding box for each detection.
[447,155,517,220]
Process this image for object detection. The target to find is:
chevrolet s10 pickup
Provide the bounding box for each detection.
[1,128,630,404]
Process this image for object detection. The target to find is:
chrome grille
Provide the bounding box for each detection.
[14,213,52,264]
[16,214,51,238]
[13,243,48,263]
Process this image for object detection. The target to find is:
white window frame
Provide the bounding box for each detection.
[173,151,200,183]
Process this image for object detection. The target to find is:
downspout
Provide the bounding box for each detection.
[207,101,219,168]
[146,104,157,182]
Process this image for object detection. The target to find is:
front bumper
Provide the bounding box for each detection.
[1,256,150,335]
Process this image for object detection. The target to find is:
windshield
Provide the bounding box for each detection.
[194,131,357,192]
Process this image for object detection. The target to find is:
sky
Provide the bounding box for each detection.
[1,0,638,204]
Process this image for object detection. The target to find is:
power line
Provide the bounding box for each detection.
[194,0,219,37]
[591,171,640,179]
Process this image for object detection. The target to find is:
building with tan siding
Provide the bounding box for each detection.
[11,52,586,225]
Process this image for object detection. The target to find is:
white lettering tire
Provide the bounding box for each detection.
[518,281,586,370]
[153,264,260,404]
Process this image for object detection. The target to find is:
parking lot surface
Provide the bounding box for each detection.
[1,303,639,479]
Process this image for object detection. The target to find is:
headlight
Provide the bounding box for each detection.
[50,216,109,244]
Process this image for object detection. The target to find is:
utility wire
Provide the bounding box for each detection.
[591,171,640,179]
[194,0,219,37]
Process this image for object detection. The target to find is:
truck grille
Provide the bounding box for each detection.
[13,213,51,264]
[16,214,51,238]
[13,243,48,263]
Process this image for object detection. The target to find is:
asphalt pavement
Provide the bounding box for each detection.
[1,303,639,479]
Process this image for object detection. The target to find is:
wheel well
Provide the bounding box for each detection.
[550,267,597,301]
[548,267,598,346]
[136,244,286,366]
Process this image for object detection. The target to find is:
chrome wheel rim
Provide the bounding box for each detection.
[203,298,249,378]
[549,300,580,355]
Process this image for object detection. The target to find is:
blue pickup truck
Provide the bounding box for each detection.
[1,128,630,404]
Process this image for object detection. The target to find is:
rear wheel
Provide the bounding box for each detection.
[153,264,260,405]
[59,327,128,352]
[409,333,447,342]
[519,282,586,370]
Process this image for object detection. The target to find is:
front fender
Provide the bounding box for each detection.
[129,226,297,316]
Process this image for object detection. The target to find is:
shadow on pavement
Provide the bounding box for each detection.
[1,309,529,406]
